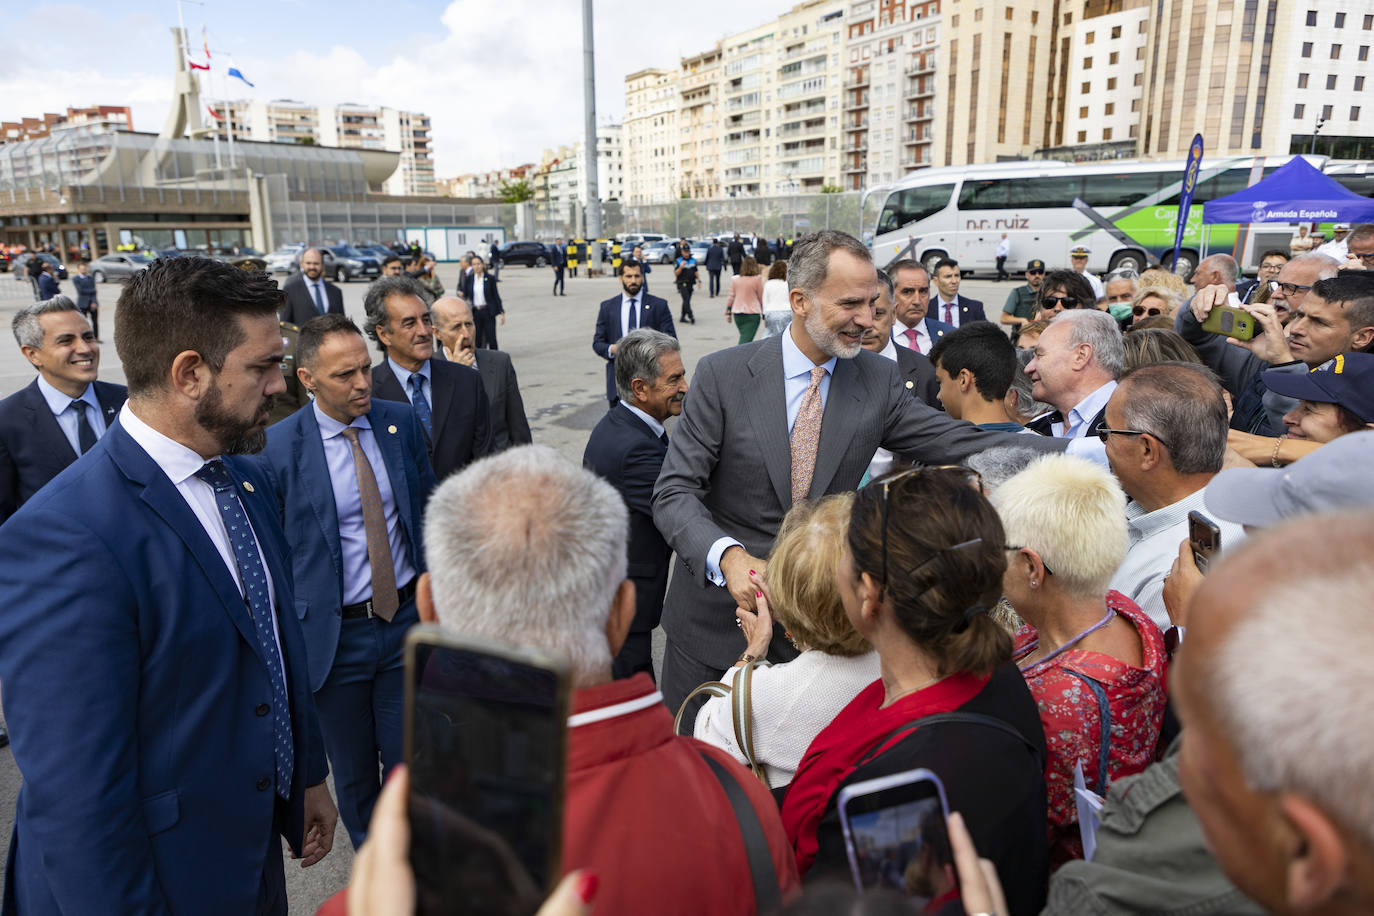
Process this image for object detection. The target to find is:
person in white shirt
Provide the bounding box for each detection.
[1102,363,1245,629]
[1025,309,1122,442]
[996,233,1011,281]
[1070,246,1106,302]
[694,493,878,788]
[1316,224,1350,262]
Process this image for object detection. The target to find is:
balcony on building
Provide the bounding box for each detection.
[844,92,870,112]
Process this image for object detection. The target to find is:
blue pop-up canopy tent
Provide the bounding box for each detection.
[1203,156,1374,224]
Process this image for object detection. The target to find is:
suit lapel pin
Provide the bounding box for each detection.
[242,481,255,493]
[905,380,914,389]
[388,425,398,434]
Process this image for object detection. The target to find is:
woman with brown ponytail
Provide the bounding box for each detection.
[780,466,1050,916]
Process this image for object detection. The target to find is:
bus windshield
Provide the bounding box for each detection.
[877,183,956,234]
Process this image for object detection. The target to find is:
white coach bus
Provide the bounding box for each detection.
[867,155,1374,277]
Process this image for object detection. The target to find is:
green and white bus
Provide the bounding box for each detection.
[868,155,1374,278]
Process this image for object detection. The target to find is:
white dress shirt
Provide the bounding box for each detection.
[36,375,108,455]
[118,403,286,680]
[891,318,931,354]
[867,339,900,481]
[1109,489,1247,629]
[997,237,1011,258]
[705,329,836,585]
[935,296,962,328]
[621,402,665,438]
[1076,269,1106,301]
[471,274,488,308]
[305,277,330,313]
[620,293,642,339]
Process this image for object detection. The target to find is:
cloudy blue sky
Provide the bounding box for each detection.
[4,0,756,176]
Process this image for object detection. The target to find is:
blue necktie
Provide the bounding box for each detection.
[311,281,325,315]
[628,298,639,331]
[409,374,433,439]
[70,399,97,454]
[194,460,294,798]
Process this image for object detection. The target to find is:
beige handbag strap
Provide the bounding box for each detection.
[672,663,771,789]
[673,680,731,735]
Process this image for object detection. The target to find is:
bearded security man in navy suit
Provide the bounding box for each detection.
[0,257,336,915]
[593,258,676,406]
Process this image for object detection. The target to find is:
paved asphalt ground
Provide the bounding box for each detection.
[0,257,1012,910]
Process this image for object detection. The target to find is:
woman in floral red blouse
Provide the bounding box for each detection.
[991,455,1169,867]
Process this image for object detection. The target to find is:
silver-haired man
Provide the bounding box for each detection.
[416,446,799,913]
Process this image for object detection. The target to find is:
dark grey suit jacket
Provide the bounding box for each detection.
[651,334,1065,669]
[895,344,941,409]
[473,348,532,450]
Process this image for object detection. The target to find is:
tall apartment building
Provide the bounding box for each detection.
[842,0,942,190]
[1141,0,1374,160]
[625,69,680,205]
[679,46,723,199]
[444,164,536,198]
[1062,2,1150,150]
[208,100,435,195]
[1,106,134,143]
[535,126,625,231]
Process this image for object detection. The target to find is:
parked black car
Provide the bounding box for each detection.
[498,241,550,267]
[327,245,382,281]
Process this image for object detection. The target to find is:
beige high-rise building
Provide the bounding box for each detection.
[625,68,680,205]
[1062,2,1150,150]
[1140,0,1373,160]
[679,46,723,199]
[842,0,943,190]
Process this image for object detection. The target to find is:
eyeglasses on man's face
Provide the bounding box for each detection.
[1269,280,1313,296]
[1095,423,1172,452]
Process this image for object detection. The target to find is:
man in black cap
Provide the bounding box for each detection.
[1001,259,1045,342]
[1263,352,1374,444]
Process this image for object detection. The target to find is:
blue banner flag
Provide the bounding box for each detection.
[228,67,255,88]
[1171,134,1204,271]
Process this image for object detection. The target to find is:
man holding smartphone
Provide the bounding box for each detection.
[256,313,438,848]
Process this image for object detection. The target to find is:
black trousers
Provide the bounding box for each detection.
[708,269,722,296]
[473,307,498,349]
[730,260,742,275]
[81,306,99,339]
[996,256,1008,280]
[660,638,726,731]
[552,266,565,294]
[678,286,695,321]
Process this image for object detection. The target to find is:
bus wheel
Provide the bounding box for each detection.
[920,250,947,275]
[1108,250,1148,273]
[1169,250,1199,280]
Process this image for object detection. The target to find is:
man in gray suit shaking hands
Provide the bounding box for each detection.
[652,230,1066,718]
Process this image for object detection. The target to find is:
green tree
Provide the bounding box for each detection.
[296,136,316,146]
[498,179,535,203]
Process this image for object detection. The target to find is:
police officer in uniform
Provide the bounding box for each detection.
[1000,258,1045,344]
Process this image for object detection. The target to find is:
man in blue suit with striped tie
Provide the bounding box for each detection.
[0,257,336,915]
[256,313,438,848]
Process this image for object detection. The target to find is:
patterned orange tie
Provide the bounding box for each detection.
[340,427,398,621]
[790,367,826,505]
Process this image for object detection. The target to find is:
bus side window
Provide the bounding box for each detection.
[878,183,957,232]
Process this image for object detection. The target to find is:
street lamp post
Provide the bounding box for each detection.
[1310,117,1328,156]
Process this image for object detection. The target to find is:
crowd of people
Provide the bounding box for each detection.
[1,222,1373,916]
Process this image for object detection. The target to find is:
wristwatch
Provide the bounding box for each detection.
[737,653,759,666]
[1164,625,1186,658]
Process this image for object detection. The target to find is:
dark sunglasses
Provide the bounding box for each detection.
[1095,423,1172,452]
[1027,269,1045,276]
[1133,305,1163,317]
[1041,295,1081,308]
[877,465,984,589]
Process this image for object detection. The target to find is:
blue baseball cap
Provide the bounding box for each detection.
[1262,352,1374,422]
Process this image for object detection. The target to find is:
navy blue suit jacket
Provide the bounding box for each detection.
[0,420,327,915]
[72,274,98,310]
[37,273,59,299]
[371,357,492,481]
[592,293,677,402]
[256,399,438,691]
[933,295,987,325]
[0,378,126,523]
[459,273,503,316]
[583,404,670,631]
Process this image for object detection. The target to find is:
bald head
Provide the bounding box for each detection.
[430,295,474,360]
[1176,512,1374,914]
[1192,254,1238,293]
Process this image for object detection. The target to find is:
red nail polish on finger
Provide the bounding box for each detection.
[749,569,756,575]
[576,871,600,904]
[755,591,762,597]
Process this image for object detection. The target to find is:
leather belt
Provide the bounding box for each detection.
[340,578,417,619]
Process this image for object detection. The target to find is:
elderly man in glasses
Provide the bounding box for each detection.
[1176,252,1345,436]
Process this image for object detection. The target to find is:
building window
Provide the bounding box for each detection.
[1302,41,1313,57]
[1064,12,1072,24]
[1111,25,1122,38]
[1086,31,1095,44]
[1353,106,1363,120]
[1079,106,1089,117]
[1361,45,1370,61]
[1031,10,1039,24]
[1298,73,1309,88]
[1082,80,1091,93]
[1131,98,1140,112]
[1077,130,1087,142]
[1139,19,1147,33]
[1327,74,1338,89]
[1295,103,1306,119]
[1006,6,1013,19]
[1084,56,1093,67]
[1109,51,1119,64]
[1306,10,1317,26]
[1358,75,1367,90]
[951,14,959,26]
[1107,77,1117,90]
[1322,104,1333,120]
[1103,127,1113,139]
[1336,12,1346,27]
[974,7,982,20]
[1136,46,1144,59]
[1134,72,1143,86]
[1366,13,1374,29]
[1105,102,1115,115]
[1331,44,1341,59]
